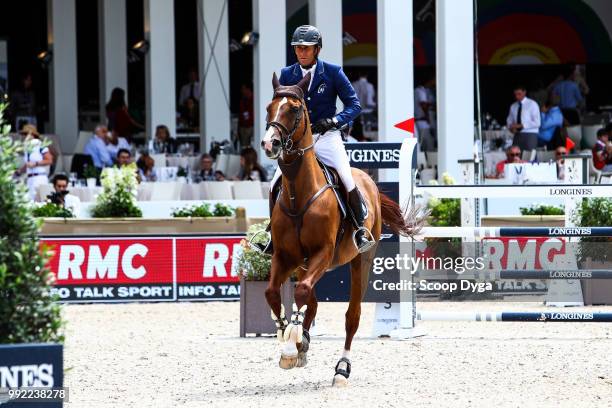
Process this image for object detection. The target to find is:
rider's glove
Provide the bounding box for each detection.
[311,118,337,135]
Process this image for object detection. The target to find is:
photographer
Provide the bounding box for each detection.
[50,174,81,216]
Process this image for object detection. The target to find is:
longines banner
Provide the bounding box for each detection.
[344,142,401,169]
[42,235,243,303]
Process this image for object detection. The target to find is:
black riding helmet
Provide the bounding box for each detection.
[291,25,323,48]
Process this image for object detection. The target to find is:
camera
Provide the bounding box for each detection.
[47,190,69,205]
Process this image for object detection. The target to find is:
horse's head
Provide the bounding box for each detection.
[261,72,311,159]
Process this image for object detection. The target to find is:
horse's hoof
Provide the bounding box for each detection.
[332,374,349,387]
[279,354,298,370]
[296,351,308,367]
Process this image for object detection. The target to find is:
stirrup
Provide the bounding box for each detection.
[352,226,376,253]
[248,230,271,254]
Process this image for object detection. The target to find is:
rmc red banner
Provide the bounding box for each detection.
[42,236,243,303]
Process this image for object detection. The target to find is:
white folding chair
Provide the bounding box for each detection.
[204,181,233,199]
[419,169,436,185]
[566,125,582,148]
[149,182,182,201]
[537,150,555,163]
[36,183,54,202]
[417,151,427,169]
[233,181,264,199]
[214,154,229,175]
[225,155,242,179]
[150,154,168,168]
[581,125,600,149]
[74,131,92,154]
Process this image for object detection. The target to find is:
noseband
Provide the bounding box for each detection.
[266,86,313,156]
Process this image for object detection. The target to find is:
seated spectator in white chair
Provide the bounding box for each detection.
[593,129,612,172]
[554,146,567,180]
[84,125,114,170]
[235,147,267,181]
[51,174,81,216]
[214,170,226,181]
[151,124,176,154]
[106,129,131,160]
[199,153,215,181]
[116,148,133,167]
[136,153,157,182]
[495,145,525,179]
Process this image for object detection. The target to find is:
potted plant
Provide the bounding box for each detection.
[83,164,99,187]
[573,198,612,305]
[32,202,75,218]
[90,164,142,218]
[0,106,64,387]
[171,203,235,218]
[235,221,294,337]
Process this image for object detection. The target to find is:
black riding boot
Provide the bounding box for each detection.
[251,181,281,254]
[348,187,375,253]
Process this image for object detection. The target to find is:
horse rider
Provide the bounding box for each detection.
[255,25,375,254]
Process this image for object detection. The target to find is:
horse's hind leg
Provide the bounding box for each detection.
[333,249,373,387]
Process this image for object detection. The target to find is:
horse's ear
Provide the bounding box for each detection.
[296,72,311,95]
[272,72,280,90]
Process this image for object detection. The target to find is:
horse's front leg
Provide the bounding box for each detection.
[265,255,292,343]
[280,249,333,369]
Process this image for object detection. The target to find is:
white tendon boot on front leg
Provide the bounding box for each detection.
[270,304,288,342]
[279,304,307,370]
[332,350,351,387]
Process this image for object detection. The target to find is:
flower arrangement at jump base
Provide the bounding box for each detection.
[235,221,272,281]
[90,164,142,218]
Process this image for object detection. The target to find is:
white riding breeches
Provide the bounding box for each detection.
[270,130,356,192]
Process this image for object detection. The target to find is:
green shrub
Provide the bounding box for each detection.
[90,164,142,218]
[171,202,234,218]
[32,202,74,218]
[520,203,564,216]
[426,173,460,227]
[573,198,612,263]
[0,105,64,343]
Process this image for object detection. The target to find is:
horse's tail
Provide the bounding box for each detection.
[379,192,428,237]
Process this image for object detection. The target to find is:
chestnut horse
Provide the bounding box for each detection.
[261,72,423,387]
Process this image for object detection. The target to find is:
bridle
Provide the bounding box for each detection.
[265,86,314,157]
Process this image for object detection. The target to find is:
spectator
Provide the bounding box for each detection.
[51,174,81,216]
[178,68,201,108]
[236,147,267,181]
[179,97,199,130]
[552,66,583,125]
[106,129,131,159]
[238,84,254,148]
[592,129,612,172]
[136,153,156,182]
[10,73,37,128]
[152,125,176,154]
[214,170,226,181]
[105,87,144,142]
[414,77,436,151]
[506,85,540,151]
[554,146,567,180]
[16,124,53,200]
[351,72,376,139]
[84,125,114,169]
[199,153,215,181]
[538,95,564,149]
[116,148,132,167]
[495,145,525,179]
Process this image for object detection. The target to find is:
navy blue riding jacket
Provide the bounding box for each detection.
[279,59,361,128]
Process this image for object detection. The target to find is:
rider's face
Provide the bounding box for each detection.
[295,45,316,67]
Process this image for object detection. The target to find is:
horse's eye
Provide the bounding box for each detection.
[290,105,299,113]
